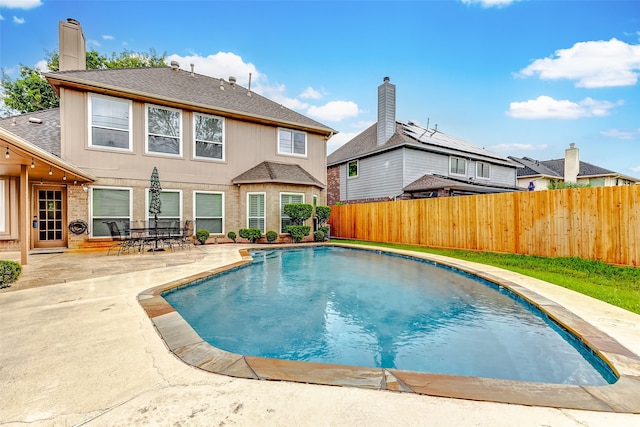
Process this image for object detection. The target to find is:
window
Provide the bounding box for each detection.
[248,193,265,233]
[91,187,131,237]
[476,162,490,179]
[450,157,466,176]
[194,192,223,234]
[280,193,304,233]
[146,104,182,155]
[348,160,358,178]
[278,128,306,156]
[148,190,182,227]
[89,94,132,150]
[194,113,224,160]
[589,177,605,187]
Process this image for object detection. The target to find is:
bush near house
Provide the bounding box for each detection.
[239,228,262,243]
[314,230,326,242]
[284,203,313,243]
[195,229,210,245]
[0,260,21,288]
[227,231,237,243]
[266,230,278,243]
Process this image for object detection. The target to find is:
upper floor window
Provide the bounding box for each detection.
[89,94,132,150]
[146,104,182,156]
[476,162,490,179]
[194,113,224,160]
[450,157,466,176]
[278,128,306,156]
[348,160,359,178]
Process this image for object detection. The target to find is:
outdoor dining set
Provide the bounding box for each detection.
[104,219,194,256]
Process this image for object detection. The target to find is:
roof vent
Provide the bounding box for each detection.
[229,76,236,87]
[190,63,195,77]
[170,60,180,70]
[66,18,81,26]
[28,117,43,124]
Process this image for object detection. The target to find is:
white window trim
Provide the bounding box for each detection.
[280,192,305,233]
[476,162,490,180]
[247,192,266,233]
[145,189,183,224]
[145,103,183,157]
[89,186,132,237]
[347,159,359,179]
[450,156,467,176]
[193,191,224,234]
[193,112,225,162]
[88,93,133,152]
[277,128,307,157]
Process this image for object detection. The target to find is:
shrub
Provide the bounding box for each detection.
[195,229,210,245]
[239,228,262,243]
[318,225,330,240]
[0,260,22,289]
[283,204,313,225]
[266,230,278,243]
[227,231,237,243]
[315,205,331,226]
[286,225,311,243]
[314,230,326,242]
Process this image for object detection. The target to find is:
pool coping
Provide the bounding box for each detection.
[137,243,640,414]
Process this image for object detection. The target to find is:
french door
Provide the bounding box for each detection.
[34,186,67,248]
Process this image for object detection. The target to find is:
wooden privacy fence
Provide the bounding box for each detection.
[329,185,640,266]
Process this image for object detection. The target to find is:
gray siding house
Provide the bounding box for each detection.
[327,77,522,204]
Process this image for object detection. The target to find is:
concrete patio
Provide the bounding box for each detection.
[1,244,639,426]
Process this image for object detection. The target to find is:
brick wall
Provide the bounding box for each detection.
[327,165,340,206]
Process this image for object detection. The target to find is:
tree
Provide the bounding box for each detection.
[1,48,166,116]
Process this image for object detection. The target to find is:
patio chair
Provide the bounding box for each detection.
[104,221,135,256]
[176,220,194,250]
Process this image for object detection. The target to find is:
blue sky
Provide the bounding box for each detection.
[1,0,639,176]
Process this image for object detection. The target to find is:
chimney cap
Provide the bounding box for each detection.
[383,76,390,82]
[569,143,576,148]
[66,18,81,26]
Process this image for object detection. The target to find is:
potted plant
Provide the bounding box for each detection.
[195,229,210,245]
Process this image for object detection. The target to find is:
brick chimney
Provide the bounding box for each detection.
[58,18,86,71]
[564,143,579,184]
[377,77,396,146]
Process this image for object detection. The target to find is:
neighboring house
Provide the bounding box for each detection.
[327,77,522,205]
[509,144,640,191]
[0,19,334,264]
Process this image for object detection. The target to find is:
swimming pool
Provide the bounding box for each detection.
[163,246,615,385]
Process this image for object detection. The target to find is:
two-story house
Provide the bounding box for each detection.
[509,144,639,190]
[327,77,522,204]
[0,19,334,264]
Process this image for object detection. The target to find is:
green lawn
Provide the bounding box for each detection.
[339,240,640,315]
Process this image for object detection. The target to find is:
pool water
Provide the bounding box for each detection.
[164,246,616,385]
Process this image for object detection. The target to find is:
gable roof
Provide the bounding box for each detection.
[508,156,638,181]
[44,67,335,136]
[328,121,517,168]
[403,173,523,194]
[0,108,61,157]
[232,161,325,188]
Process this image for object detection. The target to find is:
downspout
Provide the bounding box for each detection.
[19,165,29,265]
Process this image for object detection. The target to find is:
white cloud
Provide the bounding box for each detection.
[488,143,548,153]
[327,131,361,154]
[34,59,49,73]
[460,0,518,8]
[102,35,114,40]
[506,95,621,119]
[12,16,24,24]
[299,87,324,100]
[0,0,42,9]
[166,52,261,87]
[307,101,359,122]
[601,128,640,140]
[517,38,640,88]
[630,165,640,173]
[88,40,101,47]
[0,14,4,20]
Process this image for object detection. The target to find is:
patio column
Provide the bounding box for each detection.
[19,164,29,265]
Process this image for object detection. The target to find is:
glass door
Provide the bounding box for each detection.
[34,187,66,248]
